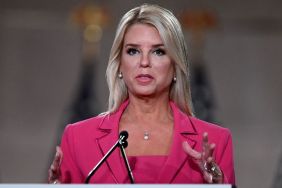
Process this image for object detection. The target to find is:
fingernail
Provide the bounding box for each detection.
[55,151,59,158]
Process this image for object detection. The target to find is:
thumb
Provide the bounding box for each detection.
[182,141,201,159]
[55,146,63,165]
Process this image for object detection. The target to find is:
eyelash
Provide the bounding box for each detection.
[126,48,166,56]
[153,48,166,56]
[126,48,139,55]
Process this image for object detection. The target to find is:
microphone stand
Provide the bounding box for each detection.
[120,142,134,183]
[85,131,134,184]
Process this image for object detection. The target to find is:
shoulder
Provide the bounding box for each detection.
[63,113,109,137]
[171,101,232,138]
[188,116,232,143]
[190,116,231,134]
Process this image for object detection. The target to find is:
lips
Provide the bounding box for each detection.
[136,74,153,79]
[135,74,154,84]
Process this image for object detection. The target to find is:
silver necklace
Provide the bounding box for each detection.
[144,131,149,140]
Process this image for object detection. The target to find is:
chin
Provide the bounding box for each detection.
[133,90,156,98]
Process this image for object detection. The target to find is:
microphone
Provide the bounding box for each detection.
[85,130,134,184]
[119,130,128,148]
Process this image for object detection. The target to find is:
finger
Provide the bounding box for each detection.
[48,167,58,183]
[183,141,210,174]
[48,167,60,183]
[203,170,213,184]
[56,146,63,164]
[52,180,61,184]
[182,141,201,159]
[53,146,63,168]
[205,156,214,170]
[48,174,61,184]
[49,163,59,178]
[202,132,209,159]
[202,132,208,148]
[48,146,62,183]
[204,159,223,184]
[204,156,216,172]
[208,143,216,157]
[204,143,215,161]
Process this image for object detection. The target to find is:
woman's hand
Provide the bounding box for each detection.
[48,146,63,184]
[182,132,223,183]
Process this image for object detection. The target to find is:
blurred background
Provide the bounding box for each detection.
[0,0,282,187]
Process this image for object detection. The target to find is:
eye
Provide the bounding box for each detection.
[126,48,139,56]
[153,48,166,56]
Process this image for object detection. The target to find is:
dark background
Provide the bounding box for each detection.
[0,0,282,187]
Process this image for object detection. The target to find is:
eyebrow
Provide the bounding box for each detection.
[124,43,165,48]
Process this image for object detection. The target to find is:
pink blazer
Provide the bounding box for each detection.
[59,100,235,184]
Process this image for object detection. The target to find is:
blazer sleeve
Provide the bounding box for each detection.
[59,124,84,183]
[215,128,236,185]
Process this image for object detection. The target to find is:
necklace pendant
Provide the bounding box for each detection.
[144,131,149,140]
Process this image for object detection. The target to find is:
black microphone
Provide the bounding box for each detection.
[85,130,134,184]
[119,130,128,148]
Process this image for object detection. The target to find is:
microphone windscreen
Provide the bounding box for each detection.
[119,130,128,140]
[121,140,128,148]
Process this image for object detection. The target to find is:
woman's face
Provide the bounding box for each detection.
[120,23,174,98]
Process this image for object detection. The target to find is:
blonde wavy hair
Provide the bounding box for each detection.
[106,4,193,116]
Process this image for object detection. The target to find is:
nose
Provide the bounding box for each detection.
[139,53,151,68]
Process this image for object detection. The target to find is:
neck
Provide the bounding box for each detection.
[125,95,173,124]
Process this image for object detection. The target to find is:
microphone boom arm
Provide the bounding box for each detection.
[85,139,120,184]
[119,140,134,183]
[85,131,135,184]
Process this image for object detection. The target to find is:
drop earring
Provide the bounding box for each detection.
[173,76,177,82]
[118,72,123,79]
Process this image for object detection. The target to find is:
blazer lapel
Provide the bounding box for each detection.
[157,102,198,183]
[93,100,198,183]
[95,101,130,183]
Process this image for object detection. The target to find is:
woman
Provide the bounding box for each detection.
[49,4,235,184]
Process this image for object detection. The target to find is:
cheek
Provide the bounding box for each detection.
[120,59,135,84]
[120,54,137,72]
[157,61,174,78]
[120,64,135,79]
